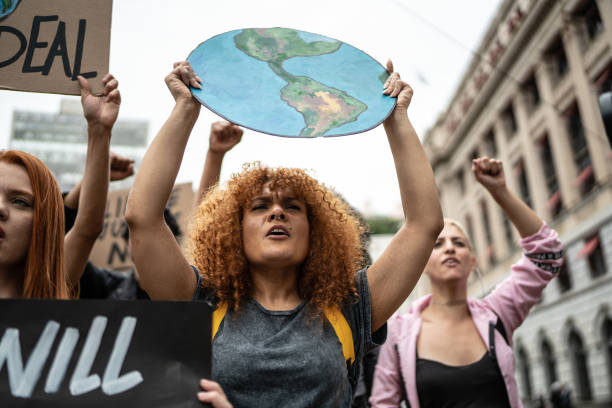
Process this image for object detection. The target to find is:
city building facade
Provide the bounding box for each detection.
[10,99,148,191]
[422,0,612,406]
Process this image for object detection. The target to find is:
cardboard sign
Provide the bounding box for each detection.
[89,183,195,273]
[0,299,211,407]
[0,0,113,95]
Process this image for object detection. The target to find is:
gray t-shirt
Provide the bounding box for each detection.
[194,268,386,408]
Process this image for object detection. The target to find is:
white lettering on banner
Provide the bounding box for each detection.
[101,317,143,395]
[0,316,143,399]
[45,327,79,393]
[0,321,60,398]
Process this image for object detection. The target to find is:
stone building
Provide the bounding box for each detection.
[10,99,148,191]
[421,0,612,405]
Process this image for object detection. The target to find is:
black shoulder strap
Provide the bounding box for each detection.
[495,317,509,345]
[393,344,410,407]
[489,317,509,363]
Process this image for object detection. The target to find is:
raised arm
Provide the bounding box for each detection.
[474,157,563,333]
[196,121,243,205]
[125,61,202,300]
[63,152,133,228]
[367,61,444,331]
[64,74,120,288]
[472,157,542,237]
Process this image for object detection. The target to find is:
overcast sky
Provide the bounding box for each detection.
[0,0,502,216]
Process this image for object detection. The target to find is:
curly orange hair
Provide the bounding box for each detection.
[189,163,365,314]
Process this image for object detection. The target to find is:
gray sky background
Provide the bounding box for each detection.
[0,0,502,216]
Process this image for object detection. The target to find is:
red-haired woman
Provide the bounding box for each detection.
[126,61,443,407]
[0,74,121,299]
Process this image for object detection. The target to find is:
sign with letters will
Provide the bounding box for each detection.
[0,0,113,95]
[0,299,211,407]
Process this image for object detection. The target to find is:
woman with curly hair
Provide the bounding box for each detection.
[125,60,443,408]
[0,74,121,299]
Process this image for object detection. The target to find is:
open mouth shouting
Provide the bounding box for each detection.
[266,225,290,239]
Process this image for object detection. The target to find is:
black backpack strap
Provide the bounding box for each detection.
[393,344,410,407]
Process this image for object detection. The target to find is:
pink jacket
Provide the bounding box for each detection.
[370,222,563,408]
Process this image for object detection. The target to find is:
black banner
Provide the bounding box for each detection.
[0,299,211,407]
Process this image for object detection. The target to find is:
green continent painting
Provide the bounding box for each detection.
[187,27,395,138]
[1,0,19,18]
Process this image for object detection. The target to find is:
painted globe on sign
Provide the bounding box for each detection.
[187,27,396,138]
[0,0,20,20]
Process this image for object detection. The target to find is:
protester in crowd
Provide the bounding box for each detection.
[62,150,141,299]
[125,60,442,407]
[75,209,180,300]
[200,120,380,408]
[370,157,564,408]
[550,382,572,408]
[66,118,238,300]
[63,151,184,300]
[196,120,243,204]
[63,151,134,231]
[0,74,120,299]
[353,344,381,408]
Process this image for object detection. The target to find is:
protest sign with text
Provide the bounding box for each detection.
[0,299,211,407]
[0,0,112,95]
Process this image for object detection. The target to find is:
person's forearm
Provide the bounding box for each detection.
[126,101,200,226]
[71,124,111,239]
[383,111,443,232]
[64,181,82,209]
[197,150,224,205]
[489,186,542,238]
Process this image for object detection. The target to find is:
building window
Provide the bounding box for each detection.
[502,103,518,136]
[574,0,604,43]
[514,158,532,208]
[522,73,540,113]
[594,65,612,149]
[541,337,558,387]
[566,104,595,195]
[539,135,562,216]
[603,316,612,395]
[595,65,612,94]
[547,36,569,83]
[568,328,593,401]
[471,148,479,161]
[484,129,497,156]
[578,233,607,278]
[456,168,466,195]
[465,214,474,244]
[557,258,572,292]
[503,213,515,250]
[517,346,533,399]
[480,200,495,264]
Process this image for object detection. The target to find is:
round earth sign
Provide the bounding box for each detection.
[187,27,396,137]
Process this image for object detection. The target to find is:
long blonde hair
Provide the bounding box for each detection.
[443,218,474,251]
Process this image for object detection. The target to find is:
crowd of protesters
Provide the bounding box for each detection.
[0,60,564,408]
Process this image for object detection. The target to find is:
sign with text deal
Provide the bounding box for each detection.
[0,0,113,95]
[0,299,211,407]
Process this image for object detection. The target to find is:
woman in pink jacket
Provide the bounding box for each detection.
[370,157,564,408]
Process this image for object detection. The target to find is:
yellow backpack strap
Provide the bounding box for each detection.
[324,306,355,365]
[212,302,228,341]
